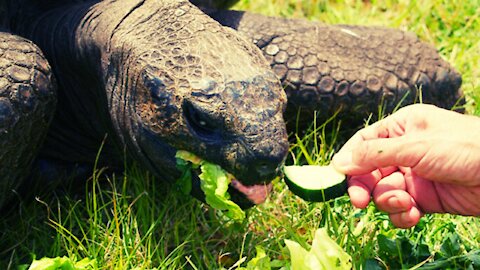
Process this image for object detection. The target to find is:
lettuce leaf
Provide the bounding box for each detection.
[285,228,352,270]
[198,161,245,221]
[176,150,245,221]
[238,246,272,270]
[175,153,194,195]
[176,150,203,165]
[28,256,96,270]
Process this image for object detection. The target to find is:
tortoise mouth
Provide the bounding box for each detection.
[230,179,273,205]
[176,150,276,209]
[189,168,273,209]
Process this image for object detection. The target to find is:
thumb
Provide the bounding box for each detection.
[332,136,425,175]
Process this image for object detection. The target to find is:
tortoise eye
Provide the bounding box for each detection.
[183,101,222,141]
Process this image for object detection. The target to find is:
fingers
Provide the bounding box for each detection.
[348,169,424,228]
[342,110,408,150]
[333,116,395,159]
[401,168,444,214]
[389,207,422,229]
[332,104,429,176]
[347,180,372,209]
[332,114,406,175]
[347,167,397,209]
[372,172,412,213]
[334,135,427,175]
[347,169,382,209]
[372,171,424,228]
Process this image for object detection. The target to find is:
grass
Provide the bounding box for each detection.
[1,0,480,269]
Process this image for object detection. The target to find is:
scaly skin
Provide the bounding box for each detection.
[4,0,289,208]
[0,32,56,206]
[208,10,463,127]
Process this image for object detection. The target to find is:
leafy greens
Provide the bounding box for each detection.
[176,150,245,221]
[285,228,352,270]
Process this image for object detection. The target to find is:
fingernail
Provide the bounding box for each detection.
[332,151,353,171]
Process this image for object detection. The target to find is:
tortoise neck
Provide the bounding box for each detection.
[18,2,125,164]
[19,0,156,165]
[5,0,89,30]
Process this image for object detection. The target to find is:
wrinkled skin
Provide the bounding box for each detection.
[0,0,463,209]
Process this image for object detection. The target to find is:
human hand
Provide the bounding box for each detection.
[331,104,480,228]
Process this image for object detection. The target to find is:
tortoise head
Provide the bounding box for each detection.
[91,0,288,207]
[134,66,288,207]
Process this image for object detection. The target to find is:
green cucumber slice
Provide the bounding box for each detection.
[283,165,347,202]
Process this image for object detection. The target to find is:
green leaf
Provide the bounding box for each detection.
[175,150,202,165]
[414,243,431,259]
[199,162,245,221]
[440,232,461,257]
[285,228,352,270]
[175,150,245,221]
[28,256,96,270]
[377,234,397,256]
[18,265,30,270]
[398,235,413,256]
[467,250,480,266]
[175,157,193,194]
[364,259,383,270]
[74,258,97,269]
[28,257,73,270]
[285,239,310,270]
[244,246,272,270]
[309,228,352,269]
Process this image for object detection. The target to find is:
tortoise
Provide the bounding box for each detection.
[0,0,463,209]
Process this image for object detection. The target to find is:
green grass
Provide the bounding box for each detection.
[1,0,480,269]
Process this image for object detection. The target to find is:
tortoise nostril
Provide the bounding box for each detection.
[190,78,218,99]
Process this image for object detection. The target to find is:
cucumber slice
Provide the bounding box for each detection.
[283,165,347,202]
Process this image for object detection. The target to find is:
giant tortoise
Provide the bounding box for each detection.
[0,0,463,208]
